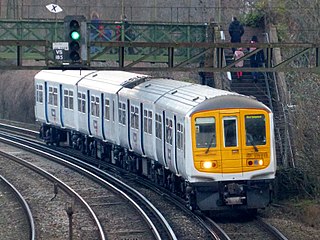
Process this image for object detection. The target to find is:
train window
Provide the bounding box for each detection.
[64,90,69,109]
[49,87,53,105]
[48,86,58,106]
[64,90,74,110]
[130,106,139,129]
[69,91,73,110]
[144,110,148,132]
[118,102,126,125]
[105,98,110,120]
[195,117,216,148]
[155,114,162,139]
[53,88,58,106]
[166,118,173,145]
[223,117,237,147]
[112,100,115,122]
[96,97,100,117]
[177,123,184,150]
[91,96,100,117]
[91,96,95,116]
[77,92,86,113]
[148,111,152,134]
[144,110,153,134]
[36,84,43,103]
[245,115,266,146]
[130,106,134,128]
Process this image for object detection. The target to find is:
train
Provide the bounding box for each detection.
[34,70,276,212]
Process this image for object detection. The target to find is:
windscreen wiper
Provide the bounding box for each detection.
[205,134,215,154]
[247,134,259,152]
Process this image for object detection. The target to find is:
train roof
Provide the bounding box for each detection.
[34,70,97,85]
[78,70,148,93]
[35,70,148,93]
[35,70,270,114]
[126,77,244,114]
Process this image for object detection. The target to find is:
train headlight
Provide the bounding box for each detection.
[201,161,217,169]
[202,161,212,169]
[258,160,264,166]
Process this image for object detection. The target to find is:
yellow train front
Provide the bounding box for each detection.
[186,95,276,212]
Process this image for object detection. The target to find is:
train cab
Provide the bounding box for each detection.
[189,95,276,210]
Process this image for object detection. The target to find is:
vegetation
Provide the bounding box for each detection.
[0,70,36,123]
[262,0,320,201]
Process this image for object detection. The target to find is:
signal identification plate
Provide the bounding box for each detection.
[53,42,69,51]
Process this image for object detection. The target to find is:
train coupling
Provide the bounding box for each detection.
[223,182,246,205]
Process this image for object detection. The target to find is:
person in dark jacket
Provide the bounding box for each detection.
[228,17,244,53]
[248,35,265,82]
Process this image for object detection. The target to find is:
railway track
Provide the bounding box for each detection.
[210,210,288,240]
[0,175,34,240]
[0,128,177,239]
[0,121,290,239]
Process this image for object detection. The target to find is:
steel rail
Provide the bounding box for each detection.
[0,132,177,240]
[0,144,106,240]
[255,216,289,240]
[0,175,36,240]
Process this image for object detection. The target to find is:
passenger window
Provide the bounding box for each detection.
[165,118,173,145]
[144,109,153,134]
[36,84,43,103]
[118,102,126,125]
[105,98,110,120]
[177,123,184,150]
[155,114,162,139]
[48,86,58,106]
[223,117,237,147]
[64,90,73,110]
[77,92,86,113]
[130,105,139,129]
[245,115,266,146]
[195,117,216,148]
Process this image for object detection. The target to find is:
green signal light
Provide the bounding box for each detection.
[70,31,80,40]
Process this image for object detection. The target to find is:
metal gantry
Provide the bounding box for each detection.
[0,19,319,73]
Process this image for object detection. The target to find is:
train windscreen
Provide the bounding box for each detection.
[245,115,266,146]
[195,117,216,148]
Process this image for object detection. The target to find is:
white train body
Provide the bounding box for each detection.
[35,70,276,211]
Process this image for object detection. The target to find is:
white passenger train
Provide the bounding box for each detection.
[35,70,276,211]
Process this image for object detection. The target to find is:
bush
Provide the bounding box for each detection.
[241,10,265,28]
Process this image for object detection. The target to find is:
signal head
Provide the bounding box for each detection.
[69,20,80,29]
[64,15,87,65]
[70,30,81,41]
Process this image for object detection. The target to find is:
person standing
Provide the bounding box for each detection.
[233,47,244,79]
[228,17,244,53]
[248,36,265,82]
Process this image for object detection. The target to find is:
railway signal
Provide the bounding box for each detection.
[64,15,87,66]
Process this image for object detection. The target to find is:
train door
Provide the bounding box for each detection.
[220,111,243,176]
[165,115,175,172]
[154,111,165,166]
[46,84,59,126]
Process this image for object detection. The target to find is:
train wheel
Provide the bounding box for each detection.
[186,185,197,211]
[186,192,197,211]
